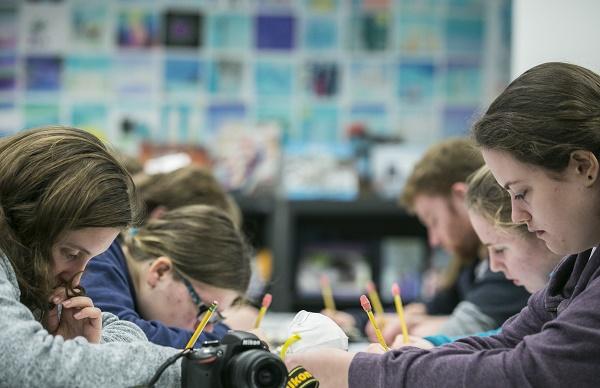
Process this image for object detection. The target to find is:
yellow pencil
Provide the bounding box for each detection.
[185,301,218,349]
[320,274,336,311]
[366,281,385,317]
[254,293,272,329]
[360,294,389,351]
[392,282,409,344]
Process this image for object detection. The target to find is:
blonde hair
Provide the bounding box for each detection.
[0,126,141,315]
[124,205,251,294]
[466,165,529,236]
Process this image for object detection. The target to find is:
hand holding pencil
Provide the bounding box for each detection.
[360,294,390,352]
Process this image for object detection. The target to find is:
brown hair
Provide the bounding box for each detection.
[136,165,242,227]
[0,126,142,315]
[123,204,251,295]
[472,62,600,172]
[400,138,484,211]
[466,166,529,236]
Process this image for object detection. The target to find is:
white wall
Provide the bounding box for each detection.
[512,0,600,78]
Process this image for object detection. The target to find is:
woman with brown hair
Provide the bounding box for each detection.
[0,126,181,386]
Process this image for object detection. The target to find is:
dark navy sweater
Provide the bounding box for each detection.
[81,240,229,348]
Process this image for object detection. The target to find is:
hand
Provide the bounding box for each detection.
[391,335,434,350]
[364,313,398,344]
[285,348,355,388]
[409,315,449,337]
[365,342,387,354]
[320,309,357,335]
[47,288,102,344]
[222,304,259,331]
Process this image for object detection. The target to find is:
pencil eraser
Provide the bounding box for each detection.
[360,294,372,311]
[392,283,400,296]
[366,281,375,293]
[262,293,272,308]
[320,274,329,287]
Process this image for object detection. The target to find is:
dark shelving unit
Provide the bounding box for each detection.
[234,195,428,312]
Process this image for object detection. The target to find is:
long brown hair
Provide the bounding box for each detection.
[0,126,142,315]
[124,205,251,294]
[472,62,600,172]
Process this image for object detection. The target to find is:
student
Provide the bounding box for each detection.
[0,127,180,386]
[135,164,242,227]
[387,165,562,349]
[81,204,252,348]
[285,62,600,387]
[327,139,529,342]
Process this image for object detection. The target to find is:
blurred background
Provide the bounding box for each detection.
[0,0,597,311]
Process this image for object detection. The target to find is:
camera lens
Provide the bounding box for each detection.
[227,350,287,388]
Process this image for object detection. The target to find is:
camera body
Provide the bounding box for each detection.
[182,330,288,388]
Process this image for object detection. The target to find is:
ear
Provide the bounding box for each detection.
[146,256,174,287]
[570,150,599,187]
[450,182,469,201]
[150,206,168,220]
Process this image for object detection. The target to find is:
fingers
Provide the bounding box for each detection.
[61,296,94,309]
[49,287,68,306]
[72,306,102,322]
[46,304,60,333]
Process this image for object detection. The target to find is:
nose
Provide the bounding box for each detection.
[511,199,531,224]
[488,252,504,273]
[428,230,440,248]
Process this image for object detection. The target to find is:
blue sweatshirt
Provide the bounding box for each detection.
[349,248,600,387]
[424,328,501,346]
[81,240,229,348]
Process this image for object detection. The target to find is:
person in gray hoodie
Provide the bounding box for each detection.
[0,126,182,387]
[284,62,600,387]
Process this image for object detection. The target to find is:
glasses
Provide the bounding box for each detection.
[179,274,226,324]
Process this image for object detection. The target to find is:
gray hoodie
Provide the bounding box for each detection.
[0,254,182,387]
[349,247,600,387]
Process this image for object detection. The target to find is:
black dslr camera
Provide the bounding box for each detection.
[182,330,288,388]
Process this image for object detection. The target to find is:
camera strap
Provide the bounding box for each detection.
[286,366,319,388]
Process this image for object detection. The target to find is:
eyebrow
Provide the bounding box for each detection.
[63,244,91,256]
[503,180,522,191]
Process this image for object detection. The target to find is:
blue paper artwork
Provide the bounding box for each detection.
[256,14,295,50]
[255,61,293,96]
[397,62,435,105]
[209,13,251,49]
[25,56,62,92]
[304,16,337,50]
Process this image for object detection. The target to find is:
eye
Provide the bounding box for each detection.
[492,247,505,254]
[513,190,527,201]
[62,249,80,261]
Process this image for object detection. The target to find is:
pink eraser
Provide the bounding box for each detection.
[320,274,330,287]
[392,283,400,296]
[262,293,272,308]
[360,294,372,311]
[366,281,375,293]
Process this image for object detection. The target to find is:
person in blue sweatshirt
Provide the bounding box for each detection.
[284,62,600,388]
[81,204,252,348]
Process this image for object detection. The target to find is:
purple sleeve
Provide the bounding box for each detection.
[82,243,228,349]
[349,282,600,387]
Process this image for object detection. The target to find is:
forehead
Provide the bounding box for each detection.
[481,149,536,186]
[413,194,451,216]
[56,227,120,253]
[468,210,511,245]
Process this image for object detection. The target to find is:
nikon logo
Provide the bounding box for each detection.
[242,339,261,346]
[287,366,319,388]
